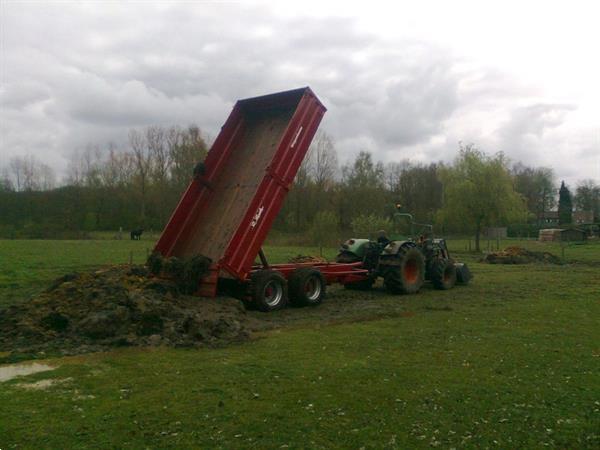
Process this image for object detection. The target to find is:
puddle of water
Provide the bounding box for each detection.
[0,363,56,382]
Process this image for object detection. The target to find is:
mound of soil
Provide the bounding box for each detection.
[482,246,562,264]
[0,266,256,357]
[288,255,328,264]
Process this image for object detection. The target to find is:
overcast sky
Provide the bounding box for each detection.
[1,0,599,185]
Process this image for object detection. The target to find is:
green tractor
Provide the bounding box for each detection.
[335,208,471,294]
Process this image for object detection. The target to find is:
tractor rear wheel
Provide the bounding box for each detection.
[430,259,457,290]
[381,246,425,295]
[250,270,288,312]
[289,268,326,307]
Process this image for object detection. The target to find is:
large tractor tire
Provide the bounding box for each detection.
[288,268,326,307]
[250,270,288,312]
[430,259,457,290]
[381,246,425,295]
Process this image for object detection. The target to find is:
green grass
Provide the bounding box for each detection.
[0,239,338,307]
[0,239,599,448]
[446,237,600,264]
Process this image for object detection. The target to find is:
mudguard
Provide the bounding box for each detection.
[381,240,415,256]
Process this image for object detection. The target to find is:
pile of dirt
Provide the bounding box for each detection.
[288,254,328,264]
[0,266,255,357]
[482,246,562,264]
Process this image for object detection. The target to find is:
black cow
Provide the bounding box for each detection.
[130,228,143,240]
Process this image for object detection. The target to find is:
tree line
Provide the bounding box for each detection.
[1,126,599,250]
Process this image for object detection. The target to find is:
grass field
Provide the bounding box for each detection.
[0,238,599,448]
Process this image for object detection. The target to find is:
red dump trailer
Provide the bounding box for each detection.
[154,87,369,310]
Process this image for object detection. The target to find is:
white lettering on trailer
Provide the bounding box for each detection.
[290,126,303,148]
[250,205,264,228]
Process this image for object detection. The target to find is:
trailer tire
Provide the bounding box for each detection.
[430,259,457,290]
[250,270,288,312]
[288,268,326,307]
[381,246,425,295]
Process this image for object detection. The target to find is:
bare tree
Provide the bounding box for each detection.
[21,155,39,191]
[308,131,338,190]
[0,167,14,191]
[66,149,85,186]
[168,125,208,191]
[129,129,152,222]
[99,142,119,189]
[39,163,56,190]
[9,156,24,191]
[147,126,170,185]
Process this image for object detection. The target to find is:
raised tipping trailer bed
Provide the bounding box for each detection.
[154,87,369,309]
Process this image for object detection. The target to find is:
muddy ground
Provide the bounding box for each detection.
[0,264,421,360]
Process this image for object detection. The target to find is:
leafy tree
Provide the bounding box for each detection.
[558,181,573,225]
[386,161,443,223]
[339,152,386,228]
[309,211,339,255]
[350,214,393,239]
[512,163,556,223]
[437,144,527,251]
[574,179,600,222]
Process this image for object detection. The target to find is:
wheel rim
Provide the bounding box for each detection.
[263,280,283,307]
[304,276,322,301]
[404,258,419,284]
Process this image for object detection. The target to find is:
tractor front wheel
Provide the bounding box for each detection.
[430,259,457,290]
[250,270,288,312]
[381,246,425,295]
[289,268,326,307]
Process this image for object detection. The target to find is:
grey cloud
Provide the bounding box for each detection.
[0,2,597,184]
[500,103,576,142]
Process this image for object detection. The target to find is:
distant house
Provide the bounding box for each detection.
[539,211,559,226]
[539,228,587,242]
[573,210,594,224]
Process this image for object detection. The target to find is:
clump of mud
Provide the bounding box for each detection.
[0,266,254,357]
[482,246,562,264]
[288,255,328,264]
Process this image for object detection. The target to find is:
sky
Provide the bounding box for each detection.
[1,0,599,186]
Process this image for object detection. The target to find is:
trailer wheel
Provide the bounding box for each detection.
[381,246,425,295]
[430,259,457,290]
[288,268,326,307]
[250,270,288,312]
